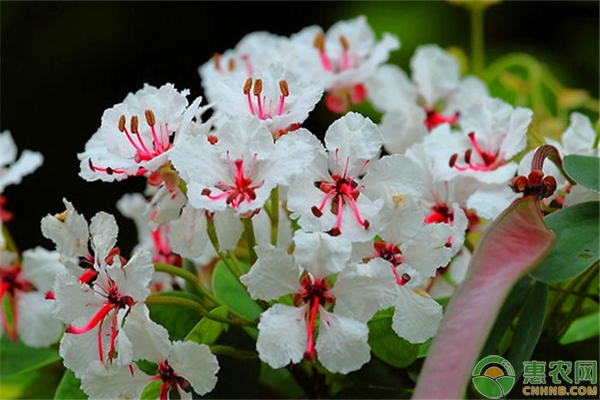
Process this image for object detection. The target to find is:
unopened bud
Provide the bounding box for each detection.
[542,175,558,198]
[511,175,529,193]
[528,169,544,187]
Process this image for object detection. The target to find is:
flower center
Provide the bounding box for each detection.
[0,264,33,342]
[243,78,290,120]
[311,150,370,235]
[449,132,506,172]
[157,360,191,400]
[201,152,265,209]
[293,275,335,362]
[424,108,460,131]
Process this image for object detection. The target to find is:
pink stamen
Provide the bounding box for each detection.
[65,303,114,335]
[304,297,320,361]
[159,382,170,400]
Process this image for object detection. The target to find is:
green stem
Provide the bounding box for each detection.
[270,187,279,247]
[146,295,256,327]
[242,217,258,265]
[154,262,218,308]
[209,345,258,360]
[470,6,485,77]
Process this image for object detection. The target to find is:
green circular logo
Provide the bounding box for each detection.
[472,355,516,399]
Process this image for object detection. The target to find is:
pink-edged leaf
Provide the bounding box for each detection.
[412,196,555,399]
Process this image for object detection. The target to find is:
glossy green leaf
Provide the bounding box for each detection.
[147,291,202,341]
[563,154,600,192]
[367,308,419,368]
[53,369,86,400]
[185,305,229,345]
[0,335,61,379]
[530,201,599,283]
[211,261,262,321]
[560,311,600,345]
[413,196,555,400]
[506,280,548,381]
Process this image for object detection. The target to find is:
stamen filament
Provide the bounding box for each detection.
[65,302,114,334]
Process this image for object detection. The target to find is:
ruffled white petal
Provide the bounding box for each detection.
[17,292,63,348]
[293,231,352,277]
[20,247,66,293]
[240,244,300,301]
[333,259,397,323]
[80,361,151,400]
[256,304,307,369]
[315,309,370,374]
[168,341,220,396]
[392,286,442,344]
[40,198,89,259]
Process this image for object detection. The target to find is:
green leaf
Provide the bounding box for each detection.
[53,369,86,400]
[211,260,262,321]
[185,305,229,345]
[147,291,201,341]
[413,196,555,400]
[560,311,600,345]
[0,335,61,379]
[530,201,599,283]
[506,280,548,381]
[258,363,304,398]
[367,308,419,368]
[563,154,600,191]
[141,380,162,400]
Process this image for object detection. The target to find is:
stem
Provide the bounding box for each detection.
[145,295,256,326]
[270,187,279,247]
[154,262,218,308]
[470,6,485,77]
[242,217,258,265]
[209,345,258,360]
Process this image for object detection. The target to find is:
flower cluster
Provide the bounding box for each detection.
[1,14,598,399]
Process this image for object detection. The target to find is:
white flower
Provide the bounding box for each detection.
[207,63,323,138]
[199,31,295,103]
[170,116,316,216]
[424,99,531,185]
[290,16,400,113]
[80,308,218,399]
[0,247,65,347]
[78,83,206,183]
[53,247,154,377]
[241,231,395,373]
[41,198,125,284]
[0,130,44,194]
[287,112,424,242]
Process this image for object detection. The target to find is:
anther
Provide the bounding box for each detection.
[339,35,349,50]
[130,115,139,133]
[314,32,325,51]
[401,273,411,283]
[201,188,212,196]
[144,110,156,127]
[118,115,126,132]
[253,79,263,96]
[279,80,289,97]
[212,53,221,70]
[243,78,253,95]
[311,206,323,218]
[327,227,341,237]
[464,149,472,164]
[228,58,235,71]
[449,153,458,168]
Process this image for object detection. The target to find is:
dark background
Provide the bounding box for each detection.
[1,1,598,255]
